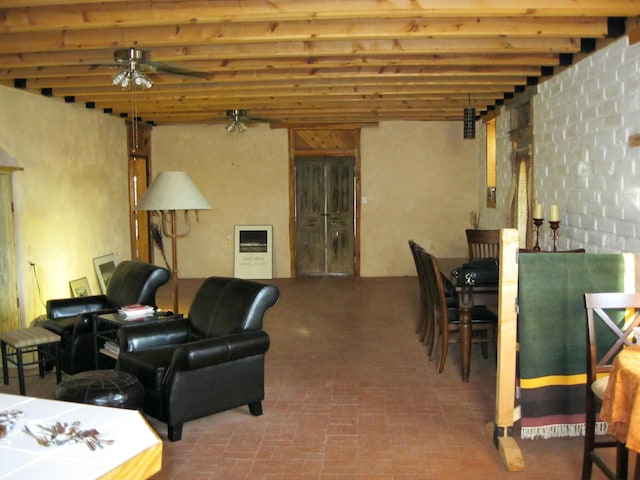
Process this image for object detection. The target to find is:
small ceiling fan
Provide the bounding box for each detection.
[110,48,209,89]
[225,109,272,132]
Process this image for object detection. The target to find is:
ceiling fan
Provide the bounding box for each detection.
[111,48,209,90]
[225,109,272,132]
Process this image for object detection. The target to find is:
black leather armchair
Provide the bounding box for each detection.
[116,276,280,441]
[42,261,170,374]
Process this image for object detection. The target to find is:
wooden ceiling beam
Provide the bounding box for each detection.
[49,85,508,103]
[0,38,580,68]
[5,0,638,14]
[0,54,561,79]
[142,108,474,123]
[1,0,637,33]
[78,95,504,111]
[17,66,540,88]
[0,17,608,53]
[42,75,516,93]
[3,2,633,125]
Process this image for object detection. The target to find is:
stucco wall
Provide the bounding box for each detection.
[151,121,479,279]
[0,85,130,326]
[360,122,478,276]
[150,123,291,278]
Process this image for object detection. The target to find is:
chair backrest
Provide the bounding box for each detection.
[419,249,450,341]
[188,276,280,339]
[409,240,427,301]
[466,229,500,261]
[408,240,421,281]
[106,261,171,307]
[584,292,640,384]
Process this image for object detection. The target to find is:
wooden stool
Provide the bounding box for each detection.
[1,327,62,395]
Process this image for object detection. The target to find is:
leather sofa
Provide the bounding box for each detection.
[116,276,280,441]
[41,260,170,374]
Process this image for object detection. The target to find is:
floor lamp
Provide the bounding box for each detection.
[136,171,212,314]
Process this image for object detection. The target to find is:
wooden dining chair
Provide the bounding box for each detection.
[411,245,459,355]
[408,240,429,336]
[465,229,500,262]
[583,292,640,479]
[420,249,497,374]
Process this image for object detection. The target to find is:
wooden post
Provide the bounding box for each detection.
[485,228,524,471]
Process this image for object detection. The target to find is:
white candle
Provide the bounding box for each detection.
[533,203,543,219]
[549,204,559,222]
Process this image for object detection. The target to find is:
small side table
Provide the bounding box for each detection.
[1,326,62,395]
[93,311,182,369]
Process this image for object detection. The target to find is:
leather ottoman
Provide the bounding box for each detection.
[55,369,144,409]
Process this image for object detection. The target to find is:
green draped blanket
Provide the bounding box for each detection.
[518,253,626,439]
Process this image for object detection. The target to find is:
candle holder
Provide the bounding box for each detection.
[549,221,560,252]
[532,218,544,251]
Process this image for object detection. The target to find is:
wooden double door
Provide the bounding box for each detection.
[295,156,355,276]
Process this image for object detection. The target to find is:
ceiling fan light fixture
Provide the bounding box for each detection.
[225,109,250,133]
[112,68,153,90]
[111,70,127,87]
[133,71,153,89]
[120,74,131,89]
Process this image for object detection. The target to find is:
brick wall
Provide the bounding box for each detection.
[534,36,640,252]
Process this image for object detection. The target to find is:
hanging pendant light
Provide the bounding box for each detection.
[463,95,476,139]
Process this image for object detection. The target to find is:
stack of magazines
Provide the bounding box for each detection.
[103,341,120,355]
[117,303,155,319]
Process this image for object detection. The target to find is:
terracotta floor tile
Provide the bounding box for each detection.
[1,276,610,479]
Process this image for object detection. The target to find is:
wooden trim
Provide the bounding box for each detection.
[0,166,23,173]
[353,132,362,277]
[288,129,297,278]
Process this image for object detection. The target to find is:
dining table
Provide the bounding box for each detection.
[456,282,499,382]
[599,344,640,453]
[0,392,162,479]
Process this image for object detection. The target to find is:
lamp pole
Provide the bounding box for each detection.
[169,209,179,314]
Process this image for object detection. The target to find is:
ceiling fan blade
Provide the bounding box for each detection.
[222,109,276,131]
[112,48,209,79]
[245,116,273,123]
[150,63,210,79]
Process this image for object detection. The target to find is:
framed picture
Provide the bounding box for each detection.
[93,253,118,294]
[69,277,91,297]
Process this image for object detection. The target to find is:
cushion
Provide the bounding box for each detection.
[117,346,176,391]
[591,376,609,400]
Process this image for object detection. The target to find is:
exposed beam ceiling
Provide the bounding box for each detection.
[1,1,639,127]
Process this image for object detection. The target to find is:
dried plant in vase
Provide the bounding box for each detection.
[150,216,170,270]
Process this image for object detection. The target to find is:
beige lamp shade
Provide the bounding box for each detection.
[137,171,212,211]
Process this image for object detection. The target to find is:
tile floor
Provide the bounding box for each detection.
[1,276,621,479]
